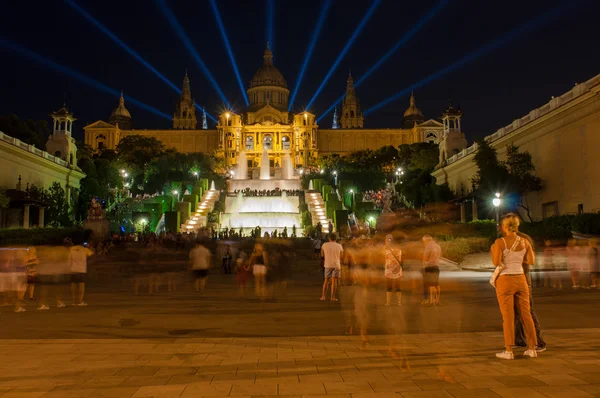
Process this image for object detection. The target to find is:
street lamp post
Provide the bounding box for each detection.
[349,189,355,213]
[172,189,179,211]
[333,170,338,186]
[493,192,502,237]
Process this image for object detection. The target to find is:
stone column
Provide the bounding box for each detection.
[460,202,466,224]
[472,200,478,221]
[39,207,45,227]
[23,204,30,229]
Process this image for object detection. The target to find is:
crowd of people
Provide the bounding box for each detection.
[0,238,93,312]
[231,188,303,197]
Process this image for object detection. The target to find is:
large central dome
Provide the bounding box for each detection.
[250,46,287,89]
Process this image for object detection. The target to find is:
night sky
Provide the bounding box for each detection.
[1,0,598,143]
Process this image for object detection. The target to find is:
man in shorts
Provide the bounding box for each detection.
[190,241,211,292]
[320,233,344,301]
[70,242,93,306]
[422,235,441,306]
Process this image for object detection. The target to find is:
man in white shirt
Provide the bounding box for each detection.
[190,242,212,292]
[422,234,442,306]
[320,233,344,301]
[70,243,93,306]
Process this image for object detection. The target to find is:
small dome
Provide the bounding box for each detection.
[402,92,424,128]
[250,46,287,89]
[110,92,131,119]
[403,92,423,119]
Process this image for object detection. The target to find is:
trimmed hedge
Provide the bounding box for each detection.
[0,227,92,246]
[438,237,490,263]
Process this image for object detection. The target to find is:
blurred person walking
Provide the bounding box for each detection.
[70,242,93,306]
[190,241,211,293]
[235,251,252,295]
[566,239,583,289]
[36,245,71,310]
[422,235,441,306]
[222,245,232,274]
[320,233,344,301]
[589,239,599,288]
[384,235,403,306]
[491,214,538,360]
[251,243,268,298]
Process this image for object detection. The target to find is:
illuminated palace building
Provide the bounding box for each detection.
[85,46,454,170]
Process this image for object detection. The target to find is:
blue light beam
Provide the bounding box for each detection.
[266,0,274,51]
[288,0,332,111]
[316,0,449,122]
[157,0,231,109]
[66,0,181,94]
[363,0,583,116]
[306,0,382,110]
[0,38,171,120]
[209,0,249,106]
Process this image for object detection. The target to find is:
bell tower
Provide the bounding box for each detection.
[340,72,364,128]
[173,72,198,129]
[46,105,78,168]
[438,103,467,166]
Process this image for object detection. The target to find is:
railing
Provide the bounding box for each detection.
[445,73,599,166]
[0,131,68,167]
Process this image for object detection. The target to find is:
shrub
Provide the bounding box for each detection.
[438,237,490,263]
[301,211,312,227]
[0,227,92,246]
[213,200,225,213]
[571,213,600,235]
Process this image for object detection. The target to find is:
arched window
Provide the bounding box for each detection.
[183,111,187,118]
[281,136,290,150]
[426,132,438,143]
[245,136,254,151]
[227,132,234,149]
[227,119,232,126]
[351,110,355,117]
[262,134,273,150]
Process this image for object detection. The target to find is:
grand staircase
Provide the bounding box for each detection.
[181,189,219,233]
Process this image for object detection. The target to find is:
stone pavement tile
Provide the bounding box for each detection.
[120,376,171,387]
[351,393,402,398]
[278,366,318,376]
[299,373,343,383]
[229,382,277,396]
[447,388,502,398]
[490,387,551,398]
[211,373,252,383]
[131,384,187,398]
[367,380,421,393]
[491,376,548,388]
[458,377,506,389]
[254,375,299,384]
[82,376,130,387]
[1,392,48,398]
[40,389,94,397]
[398,391,455,398]
[180,381,233,396]
[572,374,600,384]
[81,387,140,397]
[115,368,159,377]
[301,394,351,398]
[324,381,374,394]
[413,379,465,391]
[576,384,600,397]
[154,367,199,377]
[167,374,215,385]
[532,374,588,386]
[316,365,358,374]
[279,382,326,395]
[144,359,186,368]
[534,386,595,398]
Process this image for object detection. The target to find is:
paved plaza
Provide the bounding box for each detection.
[1,264,600,397]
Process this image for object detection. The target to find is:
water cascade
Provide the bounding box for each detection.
[234,151,248,180]
[210,181,216,190]
[281,152,293,179]
[308,180,314,190]
[260,149,270,180]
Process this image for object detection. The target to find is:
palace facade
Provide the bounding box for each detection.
[84,45,453,169]
[432,73,600,221]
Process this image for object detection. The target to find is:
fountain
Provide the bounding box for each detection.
[308,180,314,190]
[210,181,216,190]
[234,151,248,180]
[222,150,304,234]
[281,152,293,179]
[260,149,270,180]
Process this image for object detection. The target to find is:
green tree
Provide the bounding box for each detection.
[505,144,543,222]
[471,139,510,194]
[43,182,71,227]
[116,135,166,166]
[0,114,51,149]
